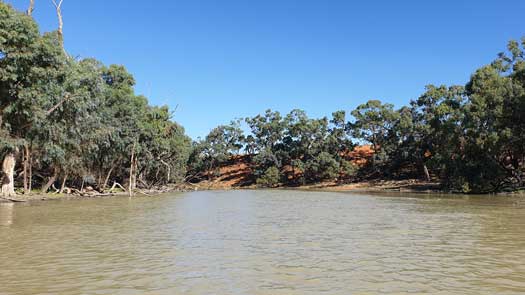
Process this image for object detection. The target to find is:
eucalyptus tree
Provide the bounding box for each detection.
[189,121,244,180]
[0,3,69,195]
[452,38,525,192]
[0,3,37,196]
[282,109,310,168]
[350,100,399,169]
[35,57,105,192]
[325,110,355,180]
[403,85,466,181]
[137,105,191,186]
[246,110,285,170]
[0,2,195,196]
[293,116,337,182]
[84,64,145,190]
[326,110,352,156]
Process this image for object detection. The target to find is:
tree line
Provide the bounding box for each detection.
[189,38,525,193]
[1,2,191,197]
[2,2,524,196]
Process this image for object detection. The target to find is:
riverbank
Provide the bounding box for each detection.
[195,178,440,193]
[0,179,439,203]
[0,183,198,203]
[3,179,523,204]
[191,178,525,196]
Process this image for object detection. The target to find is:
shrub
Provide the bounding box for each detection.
[256,166,280,188]
[305,152,340,181]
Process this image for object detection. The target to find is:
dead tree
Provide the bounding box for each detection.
[27,0,35,16]
[1,151,16,197]
[51,0,65,50]
[128,142,136,197]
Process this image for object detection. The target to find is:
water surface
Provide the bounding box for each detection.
[1,190,525,294]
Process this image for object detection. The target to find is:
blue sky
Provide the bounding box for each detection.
[7,0,525,139]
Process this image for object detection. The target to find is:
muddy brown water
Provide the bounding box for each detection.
[1,190,525,294]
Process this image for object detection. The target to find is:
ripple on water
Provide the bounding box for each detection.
[1,191,525,294]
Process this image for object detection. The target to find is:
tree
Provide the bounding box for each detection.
[404,85,465,181]
[138,106,191,186]
[1,3,192,196]
[451,38,525,192]
[351,100,399,169]
[188,121,244,180]
[246,110,285,172]
[0,3,67,196]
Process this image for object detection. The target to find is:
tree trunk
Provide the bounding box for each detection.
[22,144,32,194]
[371,142,377,168]
[160,159,170,183]
[28,145,32,192]
[59,172,68,194]
[102,164,116,191]
[422,164,430,181]
[96,172,102,189]
[23,145,28,193]
[41,167,58,193]
[132,157,138,190]
[292,160,295,182]
[1,152,16,197]
[418,158,431,181]
[129,143,135,197]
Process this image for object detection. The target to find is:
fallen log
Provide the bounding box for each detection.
[108,181,126,193]
[71,188,115,197]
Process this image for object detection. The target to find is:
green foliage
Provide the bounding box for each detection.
[340,159,358,177]
[194,37,525,193]
[351,100,399,168]
[305,152,340,181]
[256,166,280,188]
[187,121,244,180]
[0,3,191,192]
[2,1,524,194]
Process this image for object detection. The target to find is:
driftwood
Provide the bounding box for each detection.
[108,181,126,192]
[71,188,115,197]
[51,183,60,194]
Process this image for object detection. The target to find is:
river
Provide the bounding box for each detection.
[1,190,525,294]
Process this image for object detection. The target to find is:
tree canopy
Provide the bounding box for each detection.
[1,2,524,195]
[190,38,525,193]
[0,3,191,196]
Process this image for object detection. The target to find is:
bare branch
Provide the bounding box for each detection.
[46,93,71,115]
[27,0,35,16]
[51,0,65,50]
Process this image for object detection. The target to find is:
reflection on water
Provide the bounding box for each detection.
[1,190,525,294]
[0,203,14,226]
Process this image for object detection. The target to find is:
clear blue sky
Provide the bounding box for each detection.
[7,0,525,139]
